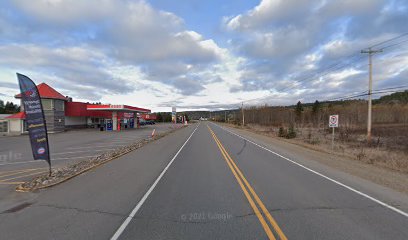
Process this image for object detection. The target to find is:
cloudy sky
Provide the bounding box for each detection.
[0,0,407,111]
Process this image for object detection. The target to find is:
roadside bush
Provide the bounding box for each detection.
[286,125,297,139]
[310,138,320,145]
[278,127,287,137]
[356,147,366,161]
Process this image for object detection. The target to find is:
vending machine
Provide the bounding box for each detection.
[106,119,113,131]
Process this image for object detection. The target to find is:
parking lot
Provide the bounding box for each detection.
[0,123,181,208]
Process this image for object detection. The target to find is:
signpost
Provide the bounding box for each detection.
[16,73,52,175]
[172,107,176,124]
[329,115,339,151]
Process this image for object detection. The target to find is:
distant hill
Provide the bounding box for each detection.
[171,90,408,119]
[373,90,408,104]
[181,111,210,120]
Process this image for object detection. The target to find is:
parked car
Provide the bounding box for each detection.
[146,120,155,125]
[139,119,147,126]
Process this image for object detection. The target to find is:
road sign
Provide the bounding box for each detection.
[172,107,176,123]
[329,115,339,128]
[329,114,339,152]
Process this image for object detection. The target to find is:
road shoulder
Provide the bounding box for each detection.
[215,123,408,213]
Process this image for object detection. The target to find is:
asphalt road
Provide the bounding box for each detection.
[1,122,407,239]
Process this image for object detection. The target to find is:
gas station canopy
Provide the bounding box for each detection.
[86,104,151,131]
[87,104,150,113]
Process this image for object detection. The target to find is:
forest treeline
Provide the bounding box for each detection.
[0,100,20,114]
[211,91,408,130]
[238,100,408,129]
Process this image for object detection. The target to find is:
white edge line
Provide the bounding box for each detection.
[212,123,408,218]
[110,123,200,240]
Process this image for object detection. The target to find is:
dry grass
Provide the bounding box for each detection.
[245,123,408,173]
[223,101,408,173]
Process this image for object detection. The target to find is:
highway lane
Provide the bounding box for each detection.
[115,122,270,239]
[0,122,407,239]
[114,122,408,239]
[208,123,408,239]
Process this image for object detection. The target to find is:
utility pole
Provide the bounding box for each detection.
[224,110,227,122]
[361,48,382,143]
[241,102,245,126]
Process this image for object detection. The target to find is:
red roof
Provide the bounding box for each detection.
[6,112,26,119]
[15,83,67,100]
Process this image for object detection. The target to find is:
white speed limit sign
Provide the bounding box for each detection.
[329,115,339,127]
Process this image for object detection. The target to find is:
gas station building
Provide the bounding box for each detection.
[6,83,152,134]
[86,104,150,131]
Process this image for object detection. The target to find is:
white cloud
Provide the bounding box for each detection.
[11,0,117,24]
[226,0,317,31]
[2,0,407,110]
[0,44,133,100]
[4,0,228,102]
[222,0,408,105]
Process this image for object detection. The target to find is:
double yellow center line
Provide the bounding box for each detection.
[207,125,287,240]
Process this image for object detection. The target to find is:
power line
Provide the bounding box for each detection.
[322,86,408,102]
[288,53,362,84]
[372,85,408,91]
[367,32,408,49]
[241,56,366,105]
[371,89,408,95]
[278,33,408,96]
[324,91,367,101]
[379,38,408,51]
[294,57,365,88]
[177,86,407,111]
[277,33,408,98]
[175,33,408,111]
[238,57,367,105]
[278,56,365,93]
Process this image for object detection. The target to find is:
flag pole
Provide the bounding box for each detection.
[16,73,52,176]
[34,77,52,176]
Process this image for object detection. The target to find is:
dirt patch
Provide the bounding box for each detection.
[16,125,188,192]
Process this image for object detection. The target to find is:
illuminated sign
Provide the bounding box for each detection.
[109,104,124,109]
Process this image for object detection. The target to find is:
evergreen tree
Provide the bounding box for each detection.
[4,101,19,114]
[156,112,163,122]
[375,90,408,104]
[0,100,4,114]
[295,101,303,120]
[312,100,320,115]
